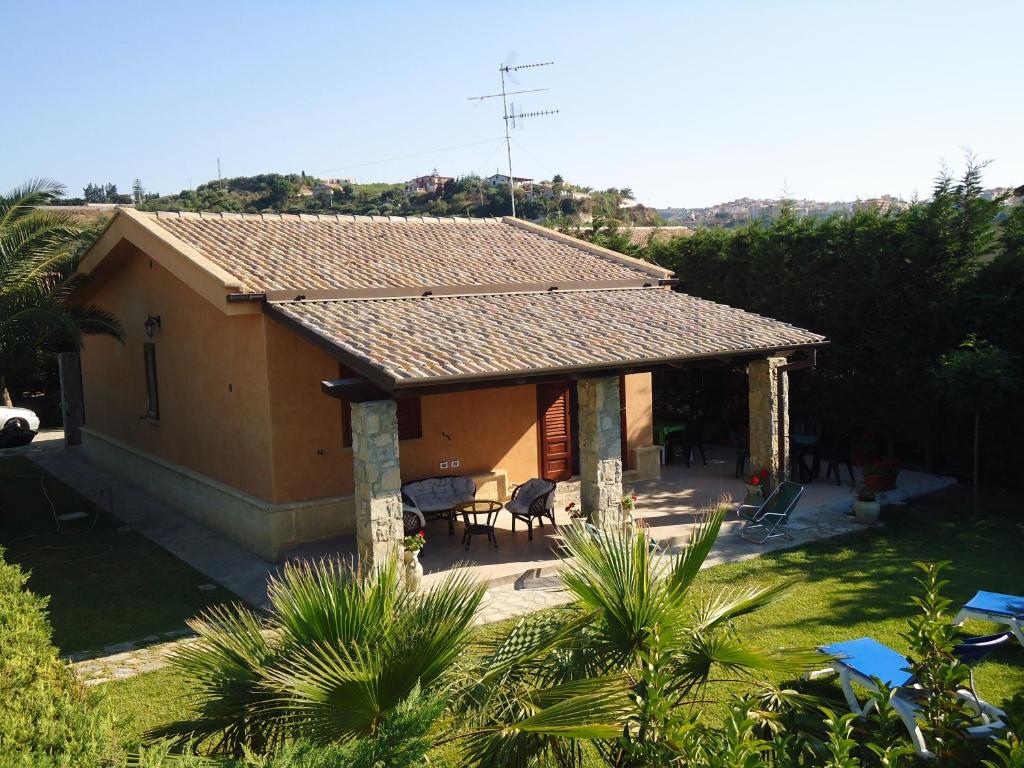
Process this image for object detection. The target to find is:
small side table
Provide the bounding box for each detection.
[456,499,503,550]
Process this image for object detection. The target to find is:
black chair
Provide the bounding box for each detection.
[505,478,557,541]
[816,433,855,485]
[730,428,750,478]
[667,418,706,467]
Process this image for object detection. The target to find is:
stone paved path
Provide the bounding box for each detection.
[72,579,573,685]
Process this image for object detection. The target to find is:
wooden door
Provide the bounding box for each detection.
[537,382,573,481]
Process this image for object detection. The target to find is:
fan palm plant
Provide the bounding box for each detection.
[154,557,486,756]
[459,511,819,767]
[0,179,123,402]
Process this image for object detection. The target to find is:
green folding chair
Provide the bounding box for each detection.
[737,480,803,544]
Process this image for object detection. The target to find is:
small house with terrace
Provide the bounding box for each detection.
[68,209,825,564]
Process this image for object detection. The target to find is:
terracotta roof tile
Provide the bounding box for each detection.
[271,288,826,386]
[144,213,654,292]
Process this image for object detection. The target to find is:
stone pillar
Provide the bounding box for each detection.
[57,352,84,446]
[578,376,624,526]
[351,399,403,571]
[748,357,789,486]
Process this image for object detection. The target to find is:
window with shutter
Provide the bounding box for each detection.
[339,365,421,446]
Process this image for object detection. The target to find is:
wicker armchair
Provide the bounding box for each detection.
[505,478,557,541]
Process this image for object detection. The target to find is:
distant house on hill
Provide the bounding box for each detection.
[486,173,534,189]
[404,173,453,195]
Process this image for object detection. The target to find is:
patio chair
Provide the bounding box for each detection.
[506,478,557,541]
[954,591,1024,648]
[737,480,803,544]
[809,636,1007,759]
[730,428,750,479]
[666,418,706,467]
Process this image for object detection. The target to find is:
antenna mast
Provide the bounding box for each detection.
[469,60,557,218]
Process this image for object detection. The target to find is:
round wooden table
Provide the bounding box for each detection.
[455,499,503,550]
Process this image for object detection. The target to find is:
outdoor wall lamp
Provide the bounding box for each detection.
[144,315,162,338]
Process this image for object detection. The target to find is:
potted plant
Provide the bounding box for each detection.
[853,488,881,524]
[618,493,639,533]
[744,470,768,505]
[863,458,900,493]
[402,532,425,590]
[564,501,589,530]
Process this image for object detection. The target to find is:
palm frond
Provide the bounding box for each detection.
[666,507,725,598]
[0,178,65,231]
[149,603,284,755]
[690,579,798,633]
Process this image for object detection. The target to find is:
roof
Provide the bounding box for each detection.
[627,226,693,247]
[269,288,826,390]
[79,208,825,390]
[139,211,663,293]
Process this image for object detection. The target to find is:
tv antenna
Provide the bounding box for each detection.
[468,59,557,217]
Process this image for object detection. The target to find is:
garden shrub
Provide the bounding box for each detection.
[0,547,114,767]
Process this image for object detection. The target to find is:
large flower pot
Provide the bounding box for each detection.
[403,549,423,591]
[743,483,764,506]
[853,500,881,524]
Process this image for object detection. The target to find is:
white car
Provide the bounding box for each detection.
[0,406,40,448]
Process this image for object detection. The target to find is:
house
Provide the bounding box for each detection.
[404,174,453,195]
[69,209,825,563]
[485,173,534,189]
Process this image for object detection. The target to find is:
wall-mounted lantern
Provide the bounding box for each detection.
[144,315,162,338]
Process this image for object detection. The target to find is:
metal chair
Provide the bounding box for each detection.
[737,480,804,544]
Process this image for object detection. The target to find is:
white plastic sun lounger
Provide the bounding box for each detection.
[954,591,1024,648]
[808,637,1006,759]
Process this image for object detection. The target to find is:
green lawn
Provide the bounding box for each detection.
[0,456,235,654]
[99,484,1024,762]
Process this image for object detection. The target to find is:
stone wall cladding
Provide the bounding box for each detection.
[748,357,789,486]
[578,377,624,526]
[351,400,403,568]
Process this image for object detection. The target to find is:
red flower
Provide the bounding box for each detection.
[631,495,638,501]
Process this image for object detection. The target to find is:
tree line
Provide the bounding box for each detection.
[643,160,1023,485]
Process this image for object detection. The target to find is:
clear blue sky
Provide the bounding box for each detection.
[4,0,1021,207]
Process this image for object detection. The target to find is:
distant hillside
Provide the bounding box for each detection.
[128,172,660,225]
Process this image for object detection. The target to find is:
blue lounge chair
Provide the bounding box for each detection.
[954,591,1024,648]
[809,636,1007,759]
[737,480,803,544]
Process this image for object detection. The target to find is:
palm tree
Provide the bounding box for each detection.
[0,179,123,404]
[458,512,818,767]
[155,558,486,756]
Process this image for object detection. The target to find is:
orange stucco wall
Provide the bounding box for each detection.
[79,244,276,499]
[624,372,654,466]
[81,246,656,509]
[262,327,654,503]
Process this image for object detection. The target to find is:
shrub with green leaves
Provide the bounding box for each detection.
[153,557,484,757]
[0,547,115,766]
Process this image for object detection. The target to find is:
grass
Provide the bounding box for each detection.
[0,456,235,654]
[97,483,1024,763]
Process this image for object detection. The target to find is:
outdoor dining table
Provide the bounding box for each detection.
[456,499,503,551]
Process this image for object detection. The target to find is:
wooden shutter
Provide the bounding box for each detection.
[537,382,573,481]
